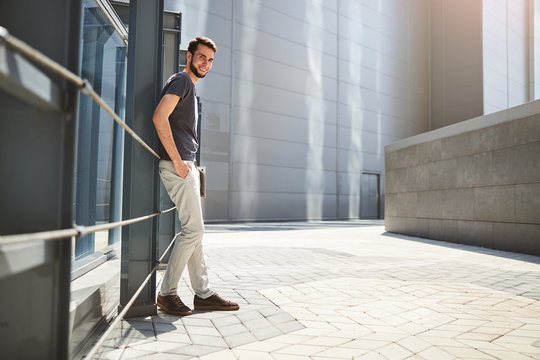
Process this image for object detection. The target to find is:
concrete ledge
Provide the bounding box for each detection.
[385,99,540,152]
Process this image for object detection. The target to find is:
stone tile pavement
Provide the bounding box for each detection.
[93,221,540,359]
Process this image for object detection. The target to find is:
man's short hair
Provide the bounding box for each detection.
[187,36,217,55]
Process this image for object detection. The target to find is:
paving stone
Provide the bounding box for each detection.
[184,325,221,337]
[181,317,213,327]
[233,349,275,359]
[314,346,367,359]
[136,353,193,360]
[416,346,455,360]
[155,331,191,344]
[189,334,228,347]
[275,320,306,333]
[96,348,155,360]
[196,348,238,360]
[88,222,540,360]
[439,345,498,359]
[270,354,311,360]
[236,340,289,352]
[480,348,537,360]
[223,331,258,347]
[377,343,414,360]
[153,322,184,333]
[130,340,182,353]
[122,320,154,331]
[242,317,273,331]
[267,312,296,325]
[259,306,283,317]
[397,336,435,354]
[216,323,248,337]
[300,336,351,347]
[236,310,263,322]
[212,315,241,328]
[164,344,225,357]
[251,325,283,340]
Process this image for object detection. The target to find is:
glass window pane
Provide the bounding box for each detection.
[72,0,127,268]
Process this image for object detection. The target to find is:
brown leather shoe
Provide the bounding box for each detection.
[157,293,192,316]
[194,293,240,311]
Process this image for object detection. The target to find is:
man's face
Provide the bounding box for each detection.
[188,44,214,78]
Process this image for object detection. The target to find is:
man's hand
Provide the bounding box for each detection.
[173,160,193,178]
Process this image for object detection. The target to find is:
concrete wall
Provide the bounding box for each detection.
[164,0,430,221]
[385,100,540,256]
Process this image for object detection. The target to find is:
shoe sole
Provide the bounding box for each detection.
[157,301,193,316]
[194,305,240,311]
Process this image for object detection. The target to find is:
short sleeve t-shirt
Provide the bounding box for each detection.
[157,72,199,161]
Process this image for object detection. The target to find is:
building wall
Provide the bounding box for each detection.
[385,101,540,256]
[429,0,484,129]
[483,0,529,114]
[164,0,430,221]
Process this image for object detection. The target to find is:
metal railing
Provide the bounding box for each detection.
[0,26,160,159]
[0,26,178,359]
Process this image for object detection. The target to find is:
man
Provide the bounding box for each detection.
[153,36,239,316]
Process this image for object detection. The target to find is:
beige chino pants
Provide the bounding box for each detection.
[158,160,213,299]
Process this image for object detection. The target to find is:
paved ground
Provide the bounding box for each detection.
[94,221,540,359]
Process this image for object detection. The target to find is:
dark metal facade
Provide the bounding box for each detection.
[120,0,164,318]
[0,0,82,359]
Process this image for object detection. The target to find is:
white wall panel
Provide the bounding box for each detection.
[233,107,337,147]
[338,127,395,155]
[483,0,529,115]
[338,40,409,81]
[231,163,336,194]
[235,3,337,55]
[166,0,430,221]
[253,0,338,27]
[431,0,483,128]
[196,73,231,104]
[232,135,337,170]
[231,192,338,220]
[234,79,337,122]
[338,151,384,174]
[234,53,337,101]
[234,24,338,79]
[164,3,232,47]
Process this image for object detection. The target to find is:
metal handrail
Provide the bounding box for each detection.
[84,230,180,359]
[0,25,179,360]
[0,207,176,246]
[0,26,160,159]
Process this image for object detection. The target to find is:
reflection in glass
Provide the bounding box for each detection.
[73,0,126,264]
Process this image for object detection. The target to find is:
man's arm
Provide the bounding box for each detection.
[153,93,193,178]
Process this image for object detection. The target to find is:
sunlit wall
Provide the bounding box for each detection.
[483,0,529,114]
[430,0,538,126]
[429,0,483,129]
[164,0,430,221]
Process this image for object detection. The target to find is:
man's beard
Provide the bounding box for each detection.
[190,61,206,78]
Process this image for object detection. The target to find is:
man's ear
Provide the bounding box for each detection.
[186,51,192,64]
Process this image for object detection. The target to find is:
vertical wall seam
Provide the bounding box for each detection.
[228,1,236,221]
[335,1,340,219]
[528,0,534,101]
[479,0,484,114]
[428,0,432,131]
[442,0,446,128]
[506,0,510,108]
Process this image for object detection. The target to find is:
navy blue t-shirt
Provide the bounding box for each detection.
[157,72,198,161]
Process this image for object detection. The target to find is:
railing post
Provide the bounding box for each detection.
[120,0,164,318]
